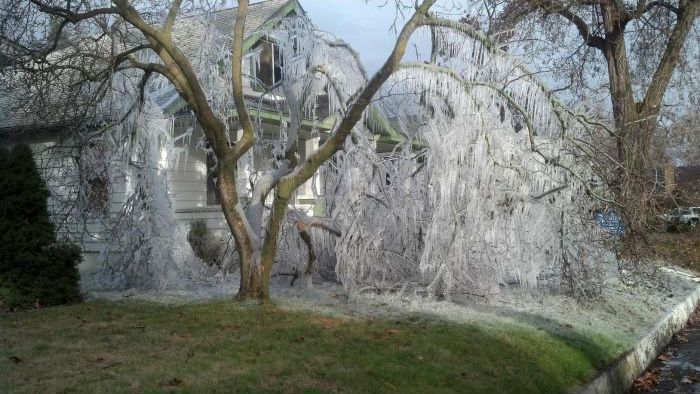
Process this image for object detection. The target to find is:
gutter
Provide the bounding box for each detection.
[577,272,700,394]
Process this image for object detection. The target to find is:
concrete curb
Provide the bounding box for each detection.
[578,282,700,394]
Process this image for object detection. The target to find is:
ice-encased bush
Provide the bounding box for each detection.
[322,23,610,298]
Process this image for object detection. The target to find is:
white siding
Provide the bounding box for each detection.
[13,118,321,262]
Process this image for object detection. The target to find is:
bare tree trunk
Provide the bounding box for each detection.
[217,161,264,300]
[259,189,292,300]
[599,3,654,235]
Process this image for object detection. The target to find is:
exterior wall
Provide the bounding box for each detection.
[3,109,323,267]
[0,137,130,277]
[29,139,133,254]
[166,113,320,238]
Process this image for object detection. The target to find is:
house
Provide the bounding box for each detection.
[0,0,363,271]
[152,0,332,227]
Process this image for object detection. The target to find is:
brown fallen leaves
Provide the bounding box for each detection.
[631,368,660,392]
[656,353,671,361]
[311,317,346,330]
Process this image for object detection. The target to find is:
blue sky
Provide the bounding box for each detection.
[298,1,406,73]
[233,0,466,74]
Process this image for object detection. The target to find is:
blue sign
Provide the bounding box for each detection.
[594,211,625,235]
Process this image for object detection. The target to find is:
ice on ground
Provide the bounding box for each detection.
[87,260,699,351]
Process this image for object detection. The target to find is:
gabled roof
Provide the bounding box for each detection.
[151,0,313,121]
[171,0,301,64]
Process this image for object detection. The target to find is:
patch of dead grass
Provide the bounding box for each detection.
[645,231,700,273]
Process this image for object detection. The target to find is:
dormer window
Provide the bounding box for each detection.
[249,40,283,91]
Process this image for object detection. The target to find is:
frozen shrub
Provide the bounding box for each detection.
[187,219,224,267]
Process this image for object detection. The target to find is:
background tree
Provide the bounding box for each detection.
[477,0,700,233]
[658,107,700,166]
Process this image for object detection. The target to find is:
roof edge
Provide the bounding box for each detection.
[242,0,304,51]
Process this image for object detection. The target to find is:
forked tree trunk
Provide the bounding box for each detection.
[599,3,657,235]
[238,255,265,300]
[217,0,435,302]
[216,163,293,302]
[258,187,294,301]
[216,161,266,300]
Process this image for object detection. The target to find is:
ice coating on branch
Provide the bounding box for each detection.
[96,103,177,289]
[32,60,225,291]
[85,12,369,289]
[325,24,607,298]
[41,9,607,297]
[90,82,220,290]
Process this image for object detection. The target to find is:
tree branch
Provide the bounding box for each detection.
[494,0,605,50]
[5,2,116,61]
[296,217,342,238]
[164,0,183,35]
[121,57,172,79]
[28,1,118,23]
[631,0,681,20]
[279,0,437,198]
[640,0,700,115]
[113,44,152,70]
[552,5,605,50]
[230,0,256,164]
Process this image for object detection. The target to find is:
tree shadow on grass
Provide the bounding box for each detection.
[365,300,623,392]
[492,307,620,369]
[359,310,618,393]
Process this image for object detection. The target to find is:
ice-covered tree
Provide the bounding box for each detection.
[1,0,607,301]
[319,18,609,299]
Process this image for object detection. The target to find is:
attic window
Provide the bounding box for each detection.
[250,41,283,89]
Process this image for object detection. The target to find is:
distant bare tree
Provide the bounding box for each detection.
[477,0,700,234]
[659,108,700,166]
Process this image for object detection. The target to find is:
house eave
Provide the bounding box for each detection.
[242,0,304,52]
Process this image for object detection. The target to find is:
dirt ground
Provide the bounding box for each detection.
[643,231,700,274]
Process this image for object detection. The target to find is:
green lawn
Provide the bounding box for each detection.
[0,300,621,393]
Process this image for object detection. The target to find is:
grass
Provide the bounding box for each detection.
[0,300,622,393]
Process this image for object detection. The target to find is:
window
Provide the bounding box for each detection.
[249,41,283,90]
[82,141,110,214]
